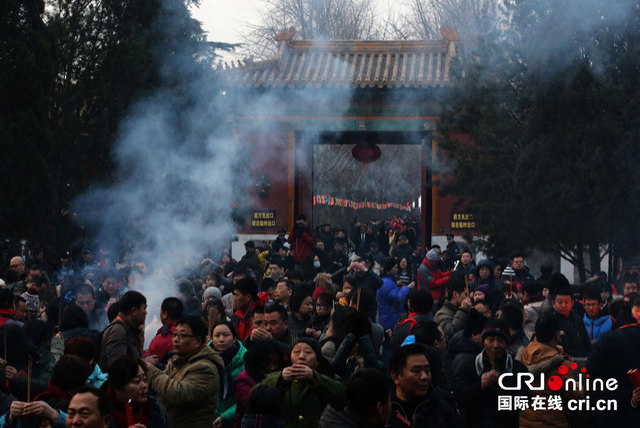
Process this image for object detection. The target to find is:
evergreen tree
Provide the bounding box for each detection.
[440,0,640,279]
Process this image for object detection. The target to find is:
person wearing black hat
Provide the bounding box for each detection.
[78,247,100,272]
[316,223,335,252]
[335,228,356,257]
[258,337,346,427]
[453,318,528,428]
[377,258,413,330]
[327,240,349,275]
[272,229,288,250]
[239,241,263,277]
[286,215,315,277]
[391,234,413,261]
[446,234,461,261]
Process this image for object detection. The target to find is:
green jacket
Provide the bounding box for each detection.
[258,369,346,428]
[434,301,469,340]
[214,341,247,427]
[147,344,224,427]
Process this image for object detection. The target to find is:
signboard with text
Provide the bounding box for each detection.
[450,212,476,230]
[251,210,276,229]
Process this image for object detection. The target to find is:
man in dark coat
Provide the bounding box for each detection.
[239,241,262,277]
[551,286,591,358]
[453,319,529,428]
[316,223,335,251]
[100,291,146,370]
[319,368,392,428]
[511,254,535,290]
[389,344,458,427]
[588,299,640,427]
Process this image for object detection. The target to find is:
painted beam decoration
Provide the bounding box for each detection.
[313,195,411,212]
[251,210,276,229]
[450,212,476,229]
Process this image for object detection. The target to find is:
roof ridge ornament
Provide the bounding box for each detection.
[277,27,297,45]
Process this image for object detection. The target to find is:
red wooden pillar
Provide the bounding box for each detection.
[421,132,433,247]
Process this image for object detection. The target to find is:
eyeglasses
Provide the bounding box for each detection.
[172,332,197,339]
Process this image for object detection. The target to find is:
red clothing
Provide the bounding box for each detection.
[233,301,261,342]
[287,230,315,265]
[0,309,22,326]
[312,286,323,299]
[417,258,451,302]
[107,389,150,428]
[143,321,177,363]
[233,369,258,428]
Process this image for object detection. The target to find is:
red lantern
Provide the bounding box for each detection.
[352,143,381,171]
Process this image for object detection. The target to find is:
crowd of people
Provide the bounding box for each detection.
[0,214,640,427]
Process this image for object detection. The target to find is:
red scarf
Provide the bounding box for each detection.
[107,389,150,428]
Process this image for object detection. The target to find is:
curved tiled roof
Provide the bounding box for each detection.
[220,39,455,89]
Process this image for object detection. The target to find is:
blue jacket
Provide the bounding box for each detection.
[377,276,410,330]
[583,313,611,342]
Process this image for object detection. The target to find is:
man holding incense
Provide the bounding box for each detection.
[453,318,528,428]
[434,274,472,341]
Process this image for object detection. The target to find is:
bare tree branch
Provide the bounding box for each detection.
[240,0,382,59]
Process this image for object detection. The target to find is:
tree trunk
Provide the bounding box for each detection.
[589,242,601,278]
[576,243,587,284]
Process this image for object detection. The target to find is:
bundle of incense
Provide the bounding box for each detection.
[27,355,32,403]
[126,399,135,426]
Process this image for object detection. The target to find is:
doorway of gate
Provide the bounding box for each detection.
[304,130,427,245]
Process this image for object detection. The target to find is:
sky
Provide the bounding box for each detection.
[190,0,262,48]
[190,0,400,61]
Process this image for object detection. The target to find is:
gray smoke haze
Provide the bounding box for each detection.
[73,1,244,342]
[72,0,635,339]
[71,15,362,342]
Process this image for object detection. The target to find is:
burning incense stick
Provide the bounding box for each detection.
[126,399,135,426]
[3,330,6,361]
[27,355,32,403]
[356,287,362,311]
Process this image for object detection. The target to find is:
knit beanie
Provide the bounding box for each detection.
[293,337,322,361]
[426,249,441,263]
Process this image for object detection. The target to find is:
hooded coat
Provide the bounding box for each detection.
[377,276,411,330]
[519,341,582,428]
[146,344,224,427]
[417,258,451,301]
[470,259,503,293]
[582,313,611,342]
